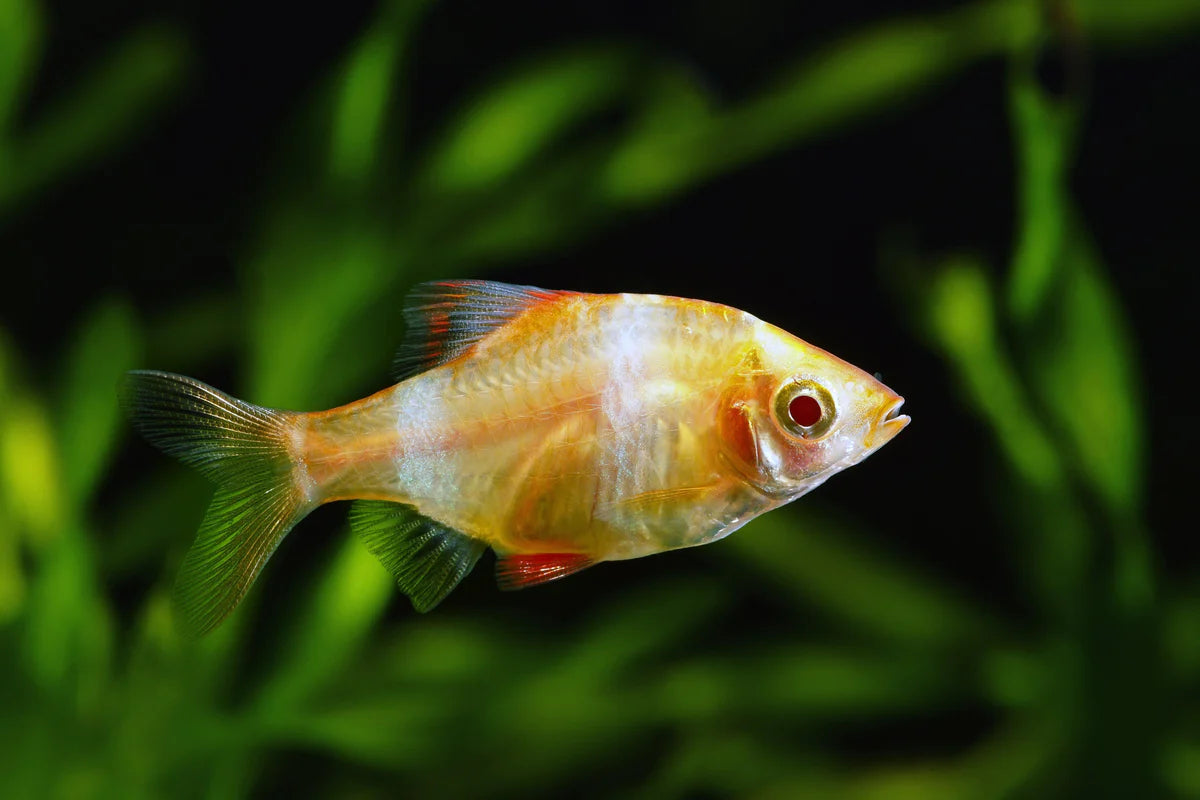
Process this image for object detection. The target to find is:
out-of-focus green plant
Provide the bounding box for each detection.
[895,52,1166,798]
[2,0,1199,797]
[0,0,188,214]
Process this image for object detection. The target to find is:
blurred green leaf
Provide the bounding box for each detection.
[57,297,140,506]
[1005,67,1149,609]
[554,578,730,680]
[656,646,959,724]
[637,731,832,800]
[330,26,401,186]
[1162,739,1200,797]
[601,0,1200,207]
[753,717,1057,800]
[21,524,113,700]
[0,515,21,622]
[435,144,608,264]
[246,215,392,407]
[0,393,65,545]
[602,3,1007,204]
[329,0,429,186]
[146,293,239,369]
[423,47,631,193]
[1026,232,1144,517]
[1006,66,1143,519]
[925,260,1065,492]
[102,470,210,576]
[255,536,392,712]
[0,0,42,132]
[0,24,188,212]
[1163,593,1200,679]
[1006,76,1077,321]
[726,507,994,649]
[1080,0,1200,44]
[916,246,1095,621]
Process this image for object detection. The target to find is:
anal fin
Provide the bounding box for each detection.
[496,553,594,590]
[350,500,487,612]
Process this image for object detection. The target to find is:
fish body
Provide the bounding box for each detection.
[123,281,908,635]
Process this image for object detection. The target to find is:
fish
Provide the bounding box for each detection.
[122,280,909,635]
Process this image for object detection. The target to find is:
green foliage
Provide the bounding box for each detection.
[0,14,188,213]
[2,0,1199,797]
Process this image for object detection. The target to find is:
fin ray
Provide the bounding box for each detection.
[496,552,594,590]
[350,500,486,612]
[121,370,310,636]
[393,280,570,379]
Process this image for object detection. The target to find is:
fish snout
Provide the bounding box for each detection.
[867,395,910,447]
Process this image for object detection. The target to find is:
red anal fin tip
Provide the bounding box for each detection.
[496,552,594,591]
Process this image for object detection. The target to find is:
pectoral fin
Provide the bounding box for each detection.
[495,553,594,590]
[350,501,487,612]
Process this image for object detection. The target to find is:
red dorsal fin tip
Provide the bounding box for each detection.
[393,280,573,381]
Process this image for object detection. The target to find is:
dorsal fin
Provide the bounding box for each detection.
[349,500,487,612]
[393,280,570,380]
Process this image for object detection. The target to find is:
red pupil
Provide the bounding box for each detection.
[789,394,822,427]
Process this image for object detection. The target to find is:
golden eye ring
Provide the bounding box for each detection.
[774,380,836,439]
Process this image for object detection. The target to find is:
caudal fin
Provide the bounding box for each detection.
[120,370,313,636]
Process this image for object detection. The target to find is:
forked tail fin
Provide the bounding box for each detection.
[120,370,314,636]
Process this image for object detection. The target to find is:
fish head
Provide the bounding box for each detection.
[717,321,909,500]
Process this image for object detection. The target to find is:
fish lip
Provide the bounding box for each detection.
[869,397,910,446]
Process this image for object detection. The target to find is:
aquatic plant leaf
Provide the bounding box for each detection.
[925,260,1065,491]
[1026,229,1144,516]
[145,293,239,369]
[21,523,114,697]
[602,4,1007,204]
[725,507,994,649]
[600,0,1200,207]
[433,146,608,263]
[0,510,21,622]
[1004,68,1148,609]
[328,0,430,185]
[1163,740,1200,797]
[329,26,400,185]
[554,579,729,680]
[655,647,956,723]
[247,218,393,408]
[254,536,393,713]
[918,259,1093,616]
[423,47,631,193]
[0,394,65,545]
[1079,0,1200,43]
[58,298,140,506]
[1007,55,1143,516]
[1006,75,1077,321]
[103,472,211,576]
[0,25,188,212]
[0,0,41,133]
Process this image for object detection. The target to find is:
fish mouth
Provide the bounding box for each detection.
[882,396,910,431]
[869,397,910,446]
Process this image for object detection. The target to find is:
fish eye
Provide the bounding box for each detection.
[774,380,835,439]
